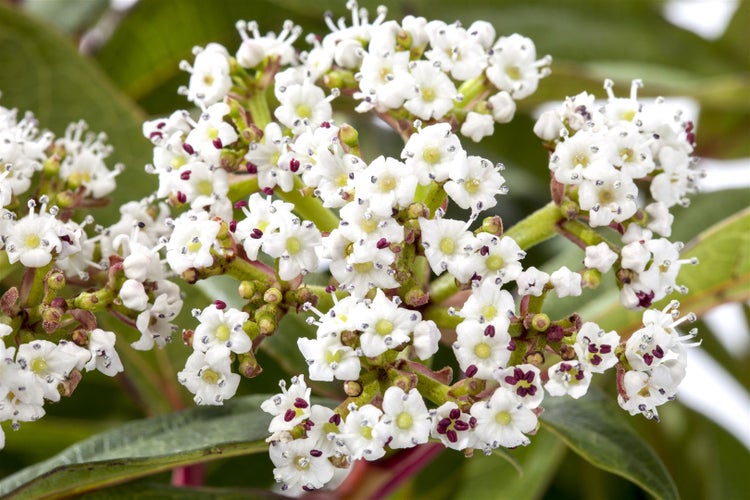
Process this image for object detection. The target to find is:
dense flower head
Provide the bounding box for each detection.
[0,2,703,494]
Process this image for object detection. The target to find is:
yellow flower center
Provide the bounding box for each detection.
[375,319,394,336]
[422,146,441,165]
[481,305,497,320]
[396,411,413,430]
[31,357,48,375]
[439,237,455,255]
[474,342,492,359]
[377,174,397,192]
[486,255,504,271]
[201,368,220,385]
[25,234,41,249]
[505,65,522,80]
[495,411,512,425]
[215,324,231,342]
[285,236,302,255]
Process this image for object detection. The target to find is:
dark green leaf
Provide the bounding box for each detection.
[541,388,679,500]
[0,395,273,499]
[78,482,285,499]
[0,3,155,226]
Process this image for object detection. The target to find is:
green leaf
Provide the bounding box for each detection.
[0,395,273,500]
[0,3,155,226]
[541,388,679,500]
[78,482,285,499]
[453,428,566,500]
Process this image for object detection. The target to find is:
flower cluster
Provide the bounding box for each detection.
[0,1,702,494]
[0,103,184,448]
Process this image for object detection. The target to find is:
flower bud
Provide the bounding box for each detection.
[531,313,551,332]
[46,269,66,291]
[263,287,283,305]
[581,268,601,289]
[533,110,564,141]
[182,328,194,346]
[239,352,263,378]
[524,351,545,366]
[344,380,362,397]
[488,91,516,123]
[480,215,503,235]
[243,320,260,340]
[338,123,359,149]
[238,281,256,300]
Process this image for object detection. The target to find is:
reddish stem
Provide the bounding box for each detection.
[371,443,444,499]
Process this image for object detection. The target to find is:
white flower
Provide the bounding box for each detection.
[458,280,515,325]
[192,304,251,355]
[341,404,387,461]
[16,340,83,402]
[419,217,478,283]
[486,34,549,99]
[424,20,488,80]
[584,242,619,273]
[617,359,686,421]
[545,361,592,399]
[577,171,638,227]
[235,193,295,261]
[472,233,525,284]
[412,320,441,360]
[4,201,62,268]
[297,335,360,381]
[269,438,335,495]
[573,322,620,373]
[460,112,495,142]
[262,218,321,281]
[401,123,468,185]
[516,266,550,296]
[185,103,238,164]
[119,279,149,311]
[431,402,478,451]
[549,266,582,297]
[261,375,312,433]
[357,290,421,357]
[453,317,512,379]
[245,122,295,192]
[494,364,543,409]
[235,19,301,68]
[376,386,431,449]
[470,386,537,449]
[444,156,507,214]
[165,210,221,274]
[85,329,124,377]
[275,80,334,134]
[353,156,418,217]
[182,43,232,106]
[403,60,457,120]
[177,346,240,405]
[549,130,617,185]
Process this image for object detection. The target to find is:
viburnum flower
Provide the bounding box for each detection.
[486,33,550,99]
[297,334,360,381]
[472,233,525,284]
[15,340,86,402]
[353,156,418,216]
[402,123,468,185]
[84,329,124,377]
[431,402,478,451]
[375,386,431,449]
[262,217,322,280]
[444,156,507,213]
[177,346,240,405]
[235,19,301,68]
[192,304,251,355]
[357,290,421,357]
[457,280,515,325]
[269,437,335,495]
[165,209,221,274]
[573,323,620,373]
[411,320,441,360]
[453,318,512,379]
[403,60,457,120]
[274,79,335,134]
[4,200,62,268]
[234,193,295,261]
[419,217,478,283]
[261,375,312,433]
[340,403,387,461]
[470,386,537,449]
[584,242,619,273]
[494,364,544,409]
[549,266,583,297]
[516,266,550,296]
[545,361,592,399]
[180,43,232,106]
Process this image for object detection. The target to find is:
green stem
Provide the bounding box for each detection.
[0,251,13,281]
[227,177,259,203]
[246,89,272,130]
[224,255,275,284]
[22,262,53,309]
[557,218,613,249]
[277,177,340,232]
[422,306,462,330]
[414,369,451,405]
[428,202,562,303]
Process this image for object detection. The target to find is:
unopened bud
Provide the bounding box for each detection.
[581,269,601,289]
[239,352,263,378]
[55,190,76,208]
[406,202,429,220]
[238,281,256,299]
[338,123,359,148]
[71,328,89,347]
[182,329,194,346]
[257,314,276,336]
[59,369,83,397]
[533,109,564,142]
[344,380,362,397]
[531,313,550,332]
[480,215,503,235]
[404,287,429,307]
[263,287,283,305]
[46,269,66,291]
[243,320,260,340]
[42,306,64,333]
[524,351,545,366]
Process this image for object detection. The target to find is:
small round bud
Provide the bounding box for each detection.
[581,269,601,289]
[263,287,283,305]
[338,123,359,148]
[404,287,429,307]
[46,270,66,292]
[531,313,550,332]
[344,380,362,397]
[238,281,256,300]
[239,353,263,378]
[480,215,503,235]
[524,351,545,367]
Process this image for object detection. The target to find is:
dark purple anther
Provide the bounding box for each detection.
[321,121,331,128]
[465,365,478,377]
[449,408,461,420]
[480,246,490,256]
[484,324,495,337]
[229,220,237,232]
[376,238,389,249]
[294,397,309,409]
[234,200,248,209]
[212,138,223,149]
[454,420,469,431]
[653,345,665,359]
[310,449,323,457]
[284,409,296,422]
[246,162,258,174]
[636,290,655,308]
[214,300,227,310]
[289,158,300,172]
[176,191,187,204]
[251,228,263,239]
[182,143,195,155]
[329,414,342,425]
[180,170,192,180]
[447,430,458,443]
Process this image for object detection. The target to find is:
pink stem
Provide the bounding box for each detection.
[371,443,444,499]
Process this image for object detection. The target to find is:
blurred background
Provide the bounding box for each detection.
[0,0,747,498]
